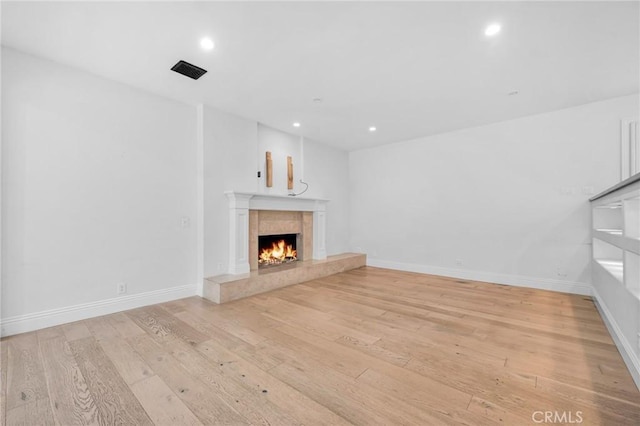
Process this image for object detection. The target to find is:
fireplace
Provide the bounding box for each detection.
[248,209,312,271]
[225,192,327,275]
[258,233,299,267]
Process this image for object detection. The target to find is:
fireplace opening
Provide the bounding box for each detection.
[258,234,298,267]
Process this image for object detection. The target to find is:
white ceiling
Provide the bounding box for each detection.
[2,1,638,151]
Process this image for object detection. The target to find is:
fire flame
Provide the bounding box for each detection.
[259,240,297,265]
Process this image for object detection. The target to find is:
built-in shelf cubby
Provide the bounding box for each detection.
[593,238,624,283]
[624,197,640,240]
[593,202,623,235]
[625,251,640,298]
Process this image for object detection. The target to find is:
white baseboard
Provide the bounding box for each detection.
[367,258,592,296]
[0,284,198,337]
[591,287,640,390]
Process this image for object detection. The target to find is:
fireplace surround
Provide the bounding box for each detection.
[225,191,327,275]
[250,210,310,270]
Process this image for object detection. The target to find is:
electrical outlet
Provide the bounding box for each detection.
[117,283,127,295]
[455,259,463,266]
[180,216,191,228]
[217,263,224,271]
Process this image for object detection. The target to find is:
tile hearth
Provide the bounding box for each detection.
[203,253,366,304]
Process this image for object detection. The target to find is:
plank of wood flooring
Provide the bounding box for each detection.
[535,375,640,421]
[152,331,301,426]
[380,269,604,325]
[5,333,49,410]
[39,336,100,425]
[334,335,409,367]
[269,360,401,425]
[130,375,203,426]
[175,310,284,371]
[126,306,209,346]
[177,303,275,345]
[504,349,632,382]
[61,322,92,342]
[83,316,120,341]
[172,301,274,345]
[127,333,249,425]
[106,312,145,338]
[262,318,495,421]
[355,368,495,425]
[194,338,352,426]
[5,397,55,426]
[281,287,389,318]
[533,370,639,404]
[403,355,537,407]
[0,339,7,426]
[467,395,532,425]
[330,280,615,345]
[173,310,256,351]
[156,298,190,314]
[247,298,380,344]
[259,325,369,378]
[68,337,153,425]
[36,327,65,342]
[470,324,623,370]
[405,356,633,425]
[376,332,507,370]
[270,358,455,425]
[96,337,154,385]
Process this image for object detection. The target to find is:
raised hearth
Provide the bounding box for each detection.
[204,253,366,304]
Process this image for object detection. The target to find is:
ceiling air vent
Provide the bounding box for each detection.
[170,60,207,80]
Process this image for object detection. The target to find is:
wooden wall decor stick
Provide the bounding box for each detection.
[287,156,294,190]
[266,151,273,187]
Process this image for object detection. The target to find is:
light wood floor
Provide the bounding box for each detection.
[2,267,639,425]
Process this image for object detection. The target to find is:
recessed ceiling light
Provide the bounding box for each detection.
[293,122,301,127]
[485,23,501,37]
[200,37,215,51]
[508,90,519,96]
[369,126,377,132]
[313,98,323,103]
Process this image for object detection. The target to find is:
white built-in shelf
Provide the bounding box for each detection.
[591,175,640,301]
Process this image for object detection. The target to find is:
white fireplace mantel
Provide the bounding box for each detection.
[225,191,329,274]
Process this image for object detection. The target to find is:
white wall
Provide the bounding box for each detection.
[202,106,258,278]
[257,124,301,195]
[1,48,198,333]
[303,138,350,255]
[201,115,351,277]
[349,94,639,293]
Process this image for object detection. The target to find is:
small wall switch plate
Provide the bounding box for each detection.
[180,216,191,228]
